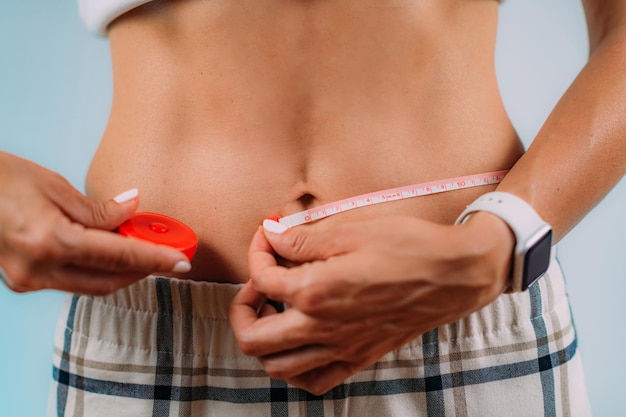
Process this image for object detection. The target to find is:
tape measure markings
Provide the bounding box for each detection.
[278,170,509,228]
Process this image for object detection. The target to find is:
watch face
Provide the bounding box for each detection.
[522,229,553,291]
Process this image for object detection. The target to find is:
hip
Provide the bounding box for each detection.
[86,127,523,282]
[48,251,590,416]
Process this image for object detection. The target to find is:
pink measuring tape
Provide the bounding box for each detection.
[272,170,509,228]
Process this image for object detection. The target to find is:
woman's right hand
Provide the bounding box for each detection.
[0,151,191,295]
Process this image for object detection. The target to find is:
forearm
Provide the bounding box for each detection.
[498,24,626,242]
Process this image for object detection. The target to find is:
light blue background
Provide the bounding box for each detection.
[0,1,624,416]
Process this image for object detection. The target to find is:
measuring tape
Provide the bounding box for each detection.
[116,170,509,254]
[274,170,509,228]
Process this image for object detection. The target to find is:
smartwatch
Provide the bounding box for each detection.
[455,191,553,292]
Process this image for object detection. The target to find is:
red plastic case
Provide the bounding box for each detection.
[118,213,198,261]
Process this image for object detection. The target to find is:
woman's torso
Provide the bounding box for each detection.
[86,0,523,283]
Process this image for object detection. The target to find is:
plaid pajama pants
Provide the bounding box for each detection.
[48,254,590,417]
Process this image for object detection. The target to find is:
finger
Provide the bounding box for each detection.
[232,307,314,357]
[49,181,140,231]
[285,361,363,396]
[230,281,268,324]
[46,266,150,296]
[0,266,30,293]
[262,220,354,264]
[259,302,279,317]
[0,257,148,295]
[58,224,190,274]
[235,304,366,358]
[286,329,424,394]
[248,225,309,302]
[230,282,275,354]
[249,253,346,312]
[268,332,405,389]
[261,345,337,381]
[247,226,281,272]
[247,226,298,303]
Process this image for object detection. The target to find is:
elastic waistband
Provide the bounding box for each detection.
[78,249,567,344]
[89,277,243,320]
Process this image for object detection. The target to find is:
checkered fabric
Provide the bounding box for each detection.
[47,254,590,416]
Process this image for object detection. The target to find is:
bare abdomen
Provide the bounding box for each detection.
[86,0,521,283]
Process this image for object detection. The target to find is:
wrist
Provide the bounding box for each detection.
[457,211,515,295]
[456,191,553,292]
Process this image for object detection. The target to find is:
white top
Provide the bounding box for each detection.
[79,0,155,35]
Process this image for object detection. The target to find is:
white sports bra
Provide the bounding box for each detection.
[80,0,506,35]
[79,0,154,35]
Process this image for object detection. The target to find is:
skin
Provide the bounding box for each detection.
[86,0,521,283]
[230,0,626,394]
[1,0,624,395]
[0,152,190,294]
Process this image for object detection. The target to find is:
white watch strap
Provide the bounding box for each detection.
[455,191,553,292]
[455,192,547,237]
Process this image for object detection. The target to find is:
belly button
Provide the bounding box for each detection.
[297,193,318,209]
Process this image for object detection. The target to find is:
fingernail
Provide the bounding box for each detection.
[263,219,289,234]
[113,188,139,204]
[172,260,192,273]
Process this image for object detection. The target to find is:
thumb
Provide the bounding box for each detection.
[60,188,140,230]
[261,219,349,263]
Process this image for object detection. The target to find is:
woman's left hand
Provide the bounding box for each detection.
[230,213,513,395]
